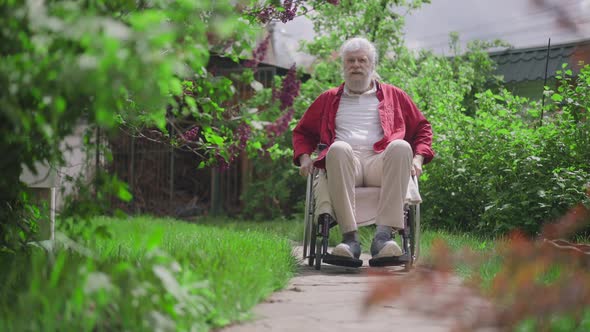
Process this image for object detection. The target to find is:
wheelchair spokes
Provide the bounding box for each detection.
[308,220,316,267]
[303,171,314,262]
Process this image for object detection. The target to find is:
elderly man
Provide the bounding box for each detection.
[292,37,434,265]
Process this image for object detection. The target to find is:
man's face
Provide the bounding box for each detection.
[343,50,372,79]
[343,50,373,89]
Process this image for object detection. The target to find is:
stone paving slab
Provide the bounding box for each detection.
[221,246,497,332]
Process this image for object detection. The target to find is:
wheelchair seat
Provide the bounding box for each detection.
[313,170,421,227]
[303,169,422,271]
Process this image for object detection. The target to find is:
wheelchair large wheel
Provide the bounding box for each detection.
[314,228,322,270]
[303,172,315,266]
[411,204,421,262]
[404,204,420,271]
[308,220,316,267]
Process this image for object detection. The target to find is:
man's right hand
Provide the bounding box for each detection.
[299,154,313,177]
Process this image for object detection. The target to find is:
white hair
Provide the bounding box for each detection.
[340,37,381,80]
[340,37,378,67]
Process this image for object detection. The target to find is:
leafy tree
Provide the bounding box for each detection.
[0,0,265,250]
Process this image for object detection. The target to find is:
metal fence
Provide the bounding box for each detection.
[108,131,241,217]
[107,66,276,217]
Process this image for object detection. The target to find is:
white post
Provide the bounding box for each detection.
[50,187,56,242]
[20,162,59,251]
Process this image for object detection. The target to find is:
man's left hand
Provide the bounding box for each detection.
[412,155,424,177]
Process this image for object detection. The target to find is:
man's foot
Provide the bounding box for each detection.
[370,232,402,258]
[331,240,361,259]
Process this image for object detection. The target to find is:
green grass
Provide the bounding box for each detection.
[194,216,304,243]
[329,224,501,281]
[418,229,503,289]
[415,229,589,288]
[199,217,502,286]
[2,214,583,331]
[88,216,297,324]
[0,216,298,332]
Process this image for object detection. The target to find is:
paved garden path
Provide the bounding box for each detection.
[222,247,495,332]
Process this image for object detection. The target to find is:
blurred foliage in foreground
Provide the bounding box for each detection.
[365,192,590,331]
[0,216,295,331]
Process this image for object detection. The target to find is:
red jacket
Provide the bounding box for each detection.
[292,81,434,169]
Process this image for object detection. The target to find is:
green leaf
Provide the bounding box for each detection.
[96,107,115,128]
[205,132,224,146]
[49,254,67,288]
[496,129,510,136]
[169,78,183,96]
[151,108,167,130]
[211,16,241,38]
[185,96,197,112]
[55,97,66,114]
[551,93,563,102]
[117,185,133,202]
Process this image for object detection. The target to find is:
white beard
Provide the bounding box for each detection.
[344,73,372,92]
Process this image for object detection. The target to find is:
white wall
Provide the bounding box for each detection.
[56,124,98,209]
[20,123,98,212]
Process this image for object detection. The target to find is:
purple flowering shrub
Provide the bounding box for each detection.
[246,0,340,25]
[249,0,298,24]
[215,122,252,171]
[263,65,301,147]
[181,126,200,142]
[273,65,301,111]
[238,64,304,218]
[244,35,271,69]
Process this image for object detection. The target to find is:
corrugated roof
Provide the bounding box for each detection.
[489,39,590,83]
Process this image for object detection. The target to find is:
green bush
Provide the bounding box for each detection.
[240,154,306,220]
[422,81,590,235]
[0,0,258,250]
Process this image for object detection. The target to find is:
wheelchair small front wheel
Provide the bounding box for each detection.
[315,216,331,270]
[308,223,317,267]
[404,205,420,272]
[404,257,413,272]
[314,236,322,270]
[314,222,324,270]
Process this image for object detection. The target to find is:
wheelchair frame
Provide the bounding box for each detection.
[302,168,421,271]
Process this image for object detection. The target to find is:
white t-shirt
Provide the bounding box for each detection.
[335,84,383,148]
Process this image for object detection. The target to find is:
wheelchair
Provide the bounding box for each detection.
[302,166,421,271]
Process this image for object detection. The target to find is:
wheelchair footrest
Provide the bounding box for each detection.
[368,253,410,267]
[322,254,363,268]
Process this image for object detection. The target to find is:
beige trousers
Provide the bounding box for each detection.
[324,140,413,234]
